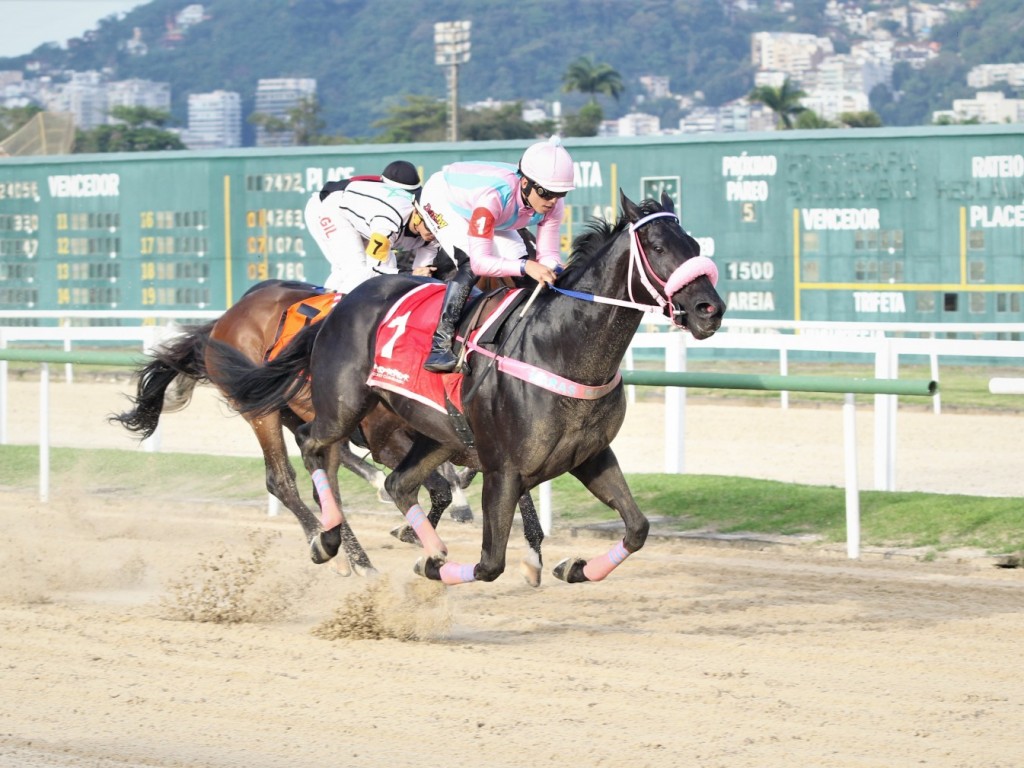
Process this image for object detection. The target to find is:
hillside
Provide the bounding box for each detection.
[2,0,1023,139]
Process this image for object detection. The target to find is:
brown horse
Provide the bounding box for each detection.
[110,279,544,580]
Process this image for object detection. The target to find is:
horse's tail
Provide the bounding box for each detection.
[208,320,319,419]
[108,321,215,438]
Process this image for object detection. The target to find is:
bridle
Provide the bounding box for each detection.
[627,211,719,328]
[552,209,719,329]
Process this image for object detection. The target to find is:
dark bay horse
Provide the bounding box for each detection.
[111,280,544,580]
[210,192,724,585]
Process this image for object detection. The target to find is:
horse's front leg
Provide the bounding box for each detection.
[418,469,521,585]
[553,448,649,584]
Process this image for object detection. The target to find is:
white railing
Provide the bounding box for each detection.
[4,315,1023,494]
[3,315,1022,560]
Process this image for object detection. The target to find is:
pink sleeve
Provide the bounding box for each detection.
[534,200,566,269]
[466,190,515,277]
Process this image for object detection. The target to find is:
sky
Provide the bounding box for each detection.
[0,0,150,58]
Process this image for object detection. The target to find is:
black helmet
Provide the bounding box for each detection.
[380,160,421,191]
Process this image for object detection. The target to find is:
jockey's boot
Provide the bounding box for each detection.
[424,280,473,373]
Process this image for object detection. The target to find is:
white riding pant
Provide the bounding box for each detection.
[303,195,398,294]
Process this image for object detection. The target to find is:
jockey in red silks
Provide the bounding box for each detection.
[417,136,576,373]
[303,160,440,294]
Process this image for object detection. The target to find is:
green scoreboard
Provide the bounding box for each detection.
[2,124,1022,325]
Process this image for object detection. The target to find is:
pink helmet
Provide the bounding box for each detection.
[519,136,576,193]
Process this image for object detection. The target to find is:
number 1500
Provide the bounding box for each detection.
[726,261,774,281]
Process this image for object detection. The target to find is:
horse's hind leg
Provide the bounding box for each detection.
[337,441,389,503]
[516,491,544,588]
[553,448,649,584]
[281,409,374,574]
[294,399,377,564]
[383,436,454,564]
[436,462,473,523]
[389,467,453,546]
[247,412,321,542]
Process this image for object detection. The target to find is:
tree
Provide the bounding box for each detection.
[0,105,43,141]
[561,102,603,138]
[74,106,184,153]
[248,97,347,146]
[794,110,834,129]
[562,56,624,104]
[461,102,552,141]
[288,96,325,146]
[838,110,883,128]
[372,95,446,144]
[748,79,808,129]
[561,56,623,137]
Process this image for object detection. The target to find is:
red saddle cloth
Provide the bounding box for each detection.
[367,282,523,414]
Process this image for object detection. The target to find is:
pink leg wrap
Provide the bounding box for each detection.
[311,469,344,529]
[582,538,631,582]
[404,504,446,557]
[439,562,477,585]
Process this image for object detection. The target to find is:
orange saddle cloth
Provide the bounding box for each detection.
[265,291,342,362]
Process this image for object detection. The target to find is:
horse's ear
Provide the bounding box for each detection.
[619,189,641,223]
[660,191,675,215]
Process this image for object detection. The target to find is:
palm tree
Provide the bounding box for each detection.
[562,56,624,104]
[748,78,808,129]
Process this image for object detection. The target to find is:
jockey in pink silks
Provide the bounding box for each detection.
[416,136,576,373]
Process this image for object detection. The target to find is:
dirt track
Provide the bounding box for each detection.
[2,378,1024,767]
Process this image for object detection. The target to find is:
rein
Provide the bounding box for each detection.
[461,208,716,402]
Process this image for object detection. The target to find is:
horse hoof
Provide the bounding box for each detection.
[553,557,587,583]
[309,526,342,564]
[520,550,542,588]
[352,562,378,578]
[376,487,393,504]
[390,524,420,546]
[413,556,445,581]
[330,557,352,577]
[448,505,474,524]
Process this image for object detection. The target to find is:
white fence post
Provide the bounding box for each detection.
[39,362,50,502]
[664,332,686,474]
[843,392,860,559]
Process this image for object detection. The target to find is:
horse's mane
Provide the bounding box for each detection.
[561,198,665,276]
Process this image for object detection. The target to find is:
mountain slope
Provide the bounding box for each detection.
[3,0,1023,138]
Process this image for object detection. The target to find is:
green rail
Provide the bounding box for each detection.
[0,348,937,396]
[620,370,937,396]
[0,349,148,366]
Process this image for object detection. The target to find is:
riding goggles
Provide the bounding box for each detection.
[529,181,569,201]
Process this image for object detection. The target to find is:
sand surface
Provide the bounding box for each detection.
[2,376,1023,767]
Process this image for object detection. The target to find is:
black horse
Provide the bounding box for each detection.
[109,279,546,582]
[210,192,725,585]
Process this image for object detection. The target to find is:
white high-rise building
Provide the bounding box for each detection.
[932,91,1024,125]
[42,71,106,130]
[106,78,171,117]
[185,90,241,149]
[253,77,316,147]
[751,32,834,84]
